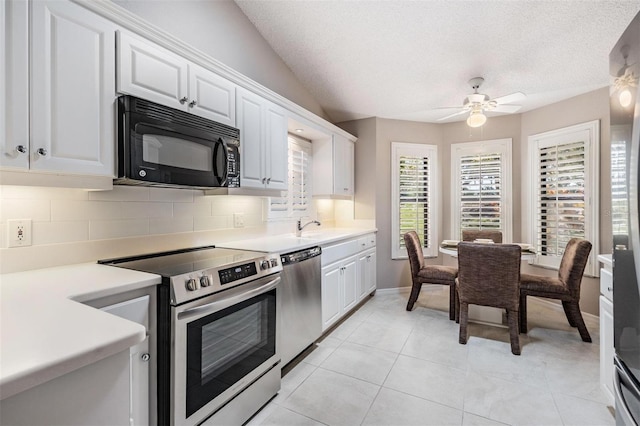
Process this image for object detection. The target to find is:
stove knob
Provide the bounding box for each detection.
[260,260,269,270]
[270,258,278,267]
[200,275,211,287]
[185,278,199,291]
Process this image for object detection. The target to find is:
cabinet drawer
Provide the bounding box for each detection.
[322,239,360,265]
[357,233,376,250]
[600,268,613,302]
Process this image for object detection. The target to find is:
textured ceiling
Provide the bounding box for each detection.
[235,0,640,124]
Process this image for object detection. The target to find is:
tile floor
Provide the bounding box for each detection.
[248,287,613,426]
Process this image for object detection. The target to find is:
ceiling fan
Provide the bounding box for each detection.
[436,77,526,127]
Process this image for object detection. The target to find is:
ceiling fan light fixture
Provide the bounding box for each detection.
[619,88,633,108]
[467,110,487,127]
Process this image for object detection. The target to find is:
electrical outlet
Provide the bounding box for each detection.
[8,219,32,247]
[233,213,244,228]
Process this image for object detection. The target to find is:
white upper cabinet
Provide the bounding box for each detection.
[313,133,355,198]
[1,0,115,179]
[236,88,287,190]
[117,31,236,127]
[1,0,29,170]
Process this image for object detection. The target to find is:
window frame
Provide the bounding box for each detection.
[391,142,439,259]
[267,135,314,220]
[527,120,600,277]
[451,138,513,243]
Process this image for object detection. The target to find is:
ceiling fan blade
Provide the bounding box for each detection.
[436,109,468,121]
[492,92,526,105]
[491,104,522,113]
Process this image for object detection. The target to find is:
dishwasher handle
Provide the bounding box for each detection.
[281,246,322,265]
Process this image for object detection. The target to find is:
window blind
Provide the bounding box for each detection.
[399,155,430,249]
[611,141,628,235]
[269,137,312,217]
[536,141,585,256]
[459,153,502,233]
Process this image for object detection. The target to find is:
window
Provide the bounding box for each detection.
[528,120,599,276]
[611,125,631,236]
[451,139,512,242]
[391,142,438,259]
[268,136,313,219]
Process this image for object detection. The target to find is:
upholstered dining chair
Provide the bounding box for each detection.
[462,229,503,243]
[404,231,458,320]
[519,238,593,342]
[457,242,522,355]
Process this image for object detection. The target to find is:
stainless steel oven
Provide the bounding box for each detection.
[101,246,282,426]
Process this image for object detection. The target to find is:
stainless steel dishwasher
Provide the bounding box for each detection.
[280,246,322,367]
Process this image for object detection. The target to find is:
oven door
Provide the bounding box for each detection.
[172,274,281,426]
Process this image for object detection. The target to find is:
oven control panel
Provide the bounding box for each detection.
[219,262,257,285]
[170,253,282,305]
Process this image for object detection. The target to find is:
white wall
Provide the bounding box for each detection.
[111,0,328,120]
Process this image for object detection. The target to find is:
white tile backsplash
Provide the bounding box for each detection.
[0,185,340,271]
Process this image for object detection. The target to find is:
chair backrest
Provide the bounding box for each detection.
[457,242,521,310]
[403,231,424,278]
[461,229,503,243]
[558,238,592,296]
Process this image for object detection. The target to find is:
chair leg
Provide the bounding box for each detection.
[519,294,528,334]
[458,302,469,345]
[455,288,460,323]
[565,301,592,342]
[406,282,422,311]
[507,309,521,355]
[562,301,578,327]
[448,284,456,321]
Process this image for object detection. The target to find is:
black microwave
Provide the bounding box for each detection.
[116,95,240,189]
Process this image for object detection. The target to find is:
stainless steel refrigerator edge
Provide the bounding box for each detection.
[610,11,640,426]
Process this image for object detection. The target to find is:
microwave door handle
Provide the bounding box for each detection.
[177,276,281,321]
[213,138,228,186]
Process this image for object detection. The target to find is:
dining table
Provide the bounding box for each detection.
[439,241,538,261]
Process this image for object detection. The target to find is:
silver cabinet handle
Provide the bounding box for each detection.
[179,97,188,104]
[266,177,271,184]
[15,145,27,154]
[261,177,266,184]
[36,148,47,156]
[188,100,197,108]
[141,353,150,362]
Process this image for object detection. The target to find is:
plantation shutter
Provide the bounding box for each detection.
[611,141,628,235]
[399,155,430,249]
[536,141,585,257]
[459,153,502,232]
[269,137,312,217]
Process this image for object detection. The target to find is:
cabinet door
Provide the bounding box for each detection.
[30,1,116,176]
[600,295,615,405]
[357,253,368,300]
[236,88,265,188]
[188,63,236,126]
[342,257,358,312]
[333,134,354,196]
[366,250,377,294]
[321,265,342,331]
[117,31,188,111]
[1,0,29,170]
[264,103,288,190]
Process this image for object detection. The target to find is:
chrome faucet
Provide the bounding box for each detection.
[296,219,321,237]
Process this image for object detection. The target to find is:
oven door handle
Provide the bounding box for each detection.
[177,276,281,321]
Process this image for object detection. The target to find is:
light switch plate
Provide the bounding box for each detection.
[8,219,32,247]
[233,213,244,228]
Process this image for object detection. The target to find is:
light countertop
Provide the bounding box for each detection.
[0,227,375,400]
[598,254,612,268]
[0,263,160,400]
[219,227,377,253]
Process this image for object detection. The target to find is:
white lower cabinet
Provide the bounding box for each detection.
[600,295,615,405]
[358,248,376,299]
[321,233,377,331]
